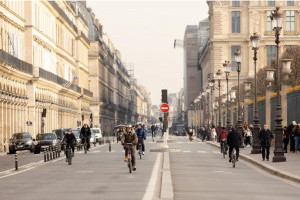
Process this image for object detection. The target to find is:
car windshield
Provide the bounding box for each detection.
[37,134,56,140]
[92,129,100,133]
[14,133,31,139]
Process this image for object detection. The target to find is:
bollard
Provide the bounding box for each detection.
[15,154,18,171]
[58,147,61,158]
[49,147,53,160]
[47,148,49,161]
[55,147,58,158]
[109,141,111,152]
[44,149,47,162]
[52,146,55,159]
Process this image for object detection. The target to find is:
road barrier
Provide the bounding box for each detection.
[109,141,111,152]
[15,154,18,171]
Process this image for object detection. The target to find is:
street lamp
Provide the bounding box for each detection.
[206,85,210,128]
[216,69,222,135]
[271,7,286,162]
[201,91,206,128]
[250,32,261,154]
[234,49,244,147]
[223,60,231,132]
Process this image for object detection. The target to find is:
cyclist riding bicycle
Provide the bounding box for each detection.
[227,127,242,162]
[62,128,77,157]
[80,123,91,151]
[136,124,146,155]
[218,127,228,152]
[121,125,138,171]
[151,124,156,139]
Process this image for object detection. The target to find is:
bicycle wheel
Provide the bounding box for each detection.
[128,156,132,173]
[84,144,87,154]
[68,149,72,165]
[232,155,236,168]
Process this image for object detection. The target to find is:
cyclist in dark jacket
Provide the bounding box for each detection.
[136,124,146,154]
[227,128,241,162]
[62,129,77,156]
[259,124,274,161]
[80,123,92,150]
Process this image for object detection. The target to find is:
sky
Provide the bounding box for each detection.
[87,0,209,105]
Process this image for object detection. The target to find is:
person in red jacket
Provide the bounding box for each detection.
[219,127,228,153]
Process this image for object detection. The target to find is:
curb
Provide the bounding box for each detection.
[207,142,300,184]
[160,152,174,200]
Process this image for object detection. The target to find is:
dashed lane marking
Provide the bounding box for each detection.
[198,151,207,153]
[183,151,191,153]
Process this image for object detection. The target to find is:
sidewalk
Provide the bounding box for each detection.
[207,141,300,184]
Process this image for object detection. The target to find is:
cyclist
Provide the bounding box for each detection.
[218,127,228,153]
[227,127,241,162]
[121,125,138,171]
[136,124,146,155]
[151,124,156,139]
[62,128,77,157]
[80,123,91,151]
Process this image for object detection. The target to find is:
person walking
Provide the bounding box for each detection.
[287,121,297,153]
[211,127,217,142]
[282,126,289,153]
[294,124,300,153]
[259,124,274,161]
[244,126,252,147]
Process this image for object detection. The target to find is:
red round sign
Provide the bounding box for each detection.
[160,103,169,113]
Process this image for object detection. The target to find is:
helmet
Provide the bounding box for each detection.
[66,128,72,132]
[126,124,132,128]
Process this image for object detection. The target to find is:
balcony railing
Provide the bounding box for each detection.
[38,67,81,94]
[49,1,78,33]
[83,88,93,98]
[0,49,32,75]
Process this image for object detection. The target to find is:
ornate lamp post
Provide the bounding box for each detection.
[206,85,210,128]
[209,77,215,128]
[250,32,261,154]
[271,7,286,162]
[234,49,244,147]
[223,61,231,132]
[216,70,222,135]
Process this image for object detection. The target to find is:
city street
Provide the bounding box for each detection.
[0,136,300,200]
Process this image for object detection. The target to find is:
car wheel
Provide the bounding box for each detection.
[34,149,40,154]
[9,149,16,154]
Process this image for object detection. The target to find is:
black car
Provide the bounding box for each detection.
[9,132,34,154]
[72,130,82,147]
[52,128,69,150]
[33,133,59,154]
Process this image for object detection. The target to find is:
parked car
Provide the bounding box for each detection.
[52,128,69,150]
[72,129,82,148]
[8,132,34,154]
[33,133,59,154]
[90,128,104,144]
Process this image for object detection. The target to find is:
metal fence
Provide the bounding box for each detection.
[83,88,93,98]
[258,100,266,128]
[287,89,300,125]
[248,103,253,125]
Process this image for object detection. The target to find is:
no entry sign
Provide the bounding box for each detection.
[160,103,169,113]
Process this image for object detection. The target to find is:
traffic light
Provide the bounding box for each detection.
[161,89,168,103]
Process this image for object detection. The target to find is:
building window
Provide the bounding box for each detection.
[267,45,276,66]
[231,45,241,71]
[287,1,294,6]
[267,11,272,31]
[232,11,240,33]
[268,1,275,6]
[232,0,240,7]
[285,45,295,50]
[286,11,295,32]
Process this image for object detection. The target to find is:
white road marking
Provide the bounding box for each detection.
[198,151,207,153]
[183,150,191,153]
[212,171,232,174]
[142,153,162,200]
[177,142,183,144]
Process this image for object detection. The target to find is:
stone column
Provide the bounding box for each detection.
[265,88,274,128]
[27,84,36,137]
[281,83,290,127]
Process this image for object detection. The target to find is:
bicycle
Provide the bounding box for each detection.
[82,138,87,154]
[231,148,236,168]
[64,144,73,165]
[124,143,133,173]
[221,139,227,159]
[152,131,155,142]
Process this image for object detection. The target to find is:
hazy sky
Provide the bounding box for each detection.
[87,0,209,105]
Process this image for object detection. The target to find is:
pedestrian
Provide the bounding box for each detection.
[244,126,252,147]
[188,127,193,141]
[206,128,212,141]
[227,127,241,162]
[259,124,274,161]
[294,124,300,153]
[282,126,289,153]
[287,121,297,153]
[211,127,217,142]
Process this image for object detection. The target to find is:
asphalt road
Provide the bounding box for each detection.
[0,141,159,200]
[169,136,300,200]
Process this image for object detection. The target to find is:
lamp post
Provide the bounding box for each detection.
[250,32,261,154]
[216,70,222,136]
[223,61,231,132]
[234,49,244,147]
[271,7,286,162]
[206,86,210,129]
[201,91,206,128]
[209,77,215,128]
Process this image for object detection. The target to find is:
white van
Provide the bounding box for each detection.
[90,128,104,144]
